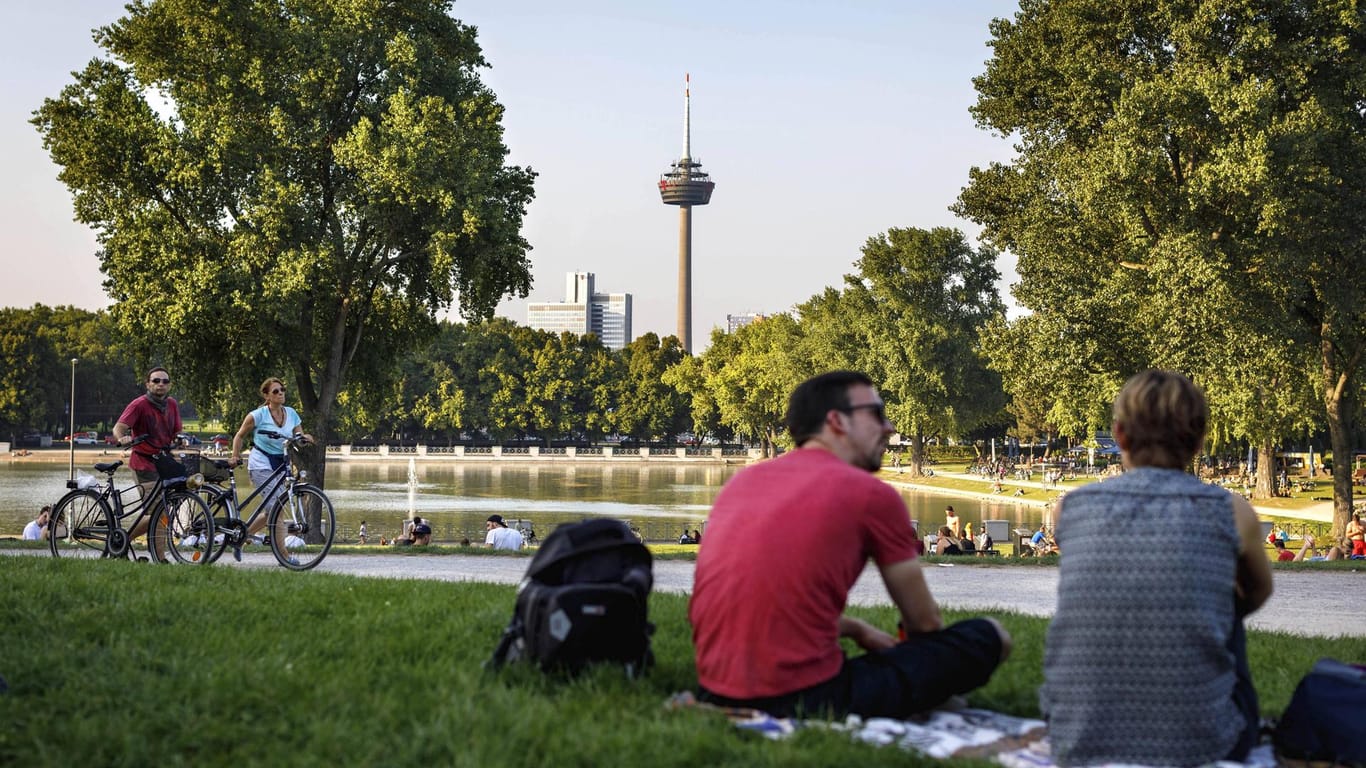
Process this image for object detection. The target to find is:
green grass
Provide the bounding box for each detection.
[2,558,1362,767]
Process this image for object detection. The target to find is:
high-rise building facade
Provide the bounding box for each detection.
[527,271,633,351]
[726,312,766,334]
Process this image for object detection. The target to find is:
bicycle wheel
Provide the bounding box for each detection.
[49,489,113,559]
[267,484,335,571]
[149,490,216,565]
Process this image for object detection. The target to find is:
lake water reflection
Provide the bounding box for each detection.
[1,459,1050,544]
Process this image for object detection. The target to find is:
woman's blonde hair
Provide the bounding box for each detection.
[1113,369,1207,469]
[259,377,285,400]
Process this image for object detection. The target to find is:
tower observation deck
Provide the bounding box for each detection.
[658,74,715,353]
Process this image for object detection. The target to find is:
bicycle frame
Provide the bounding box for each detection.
[200,430,336,570]
[202,456,295,534]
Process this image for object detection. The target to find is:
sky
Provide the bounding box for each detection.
[0,0,1022,347]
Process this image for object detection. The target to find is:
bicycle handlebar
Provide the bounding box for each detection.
[124,434,197,451]
[258,429,311,445]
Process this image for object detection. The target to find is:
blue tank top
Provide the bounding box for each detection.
[250,405,301,456]
[1041,466,1244,766]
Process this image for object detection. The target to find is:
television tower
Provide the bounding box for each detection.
[658,74,715,353]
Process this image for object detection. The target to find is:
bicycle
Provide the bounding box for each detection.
[197,430,336,571]
[48,436,215,564]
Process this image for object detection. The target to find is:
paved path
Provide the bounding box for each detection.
[229,551,1363,639]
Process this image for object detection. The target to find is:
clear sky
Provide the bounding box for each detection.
[1,0,1021,345]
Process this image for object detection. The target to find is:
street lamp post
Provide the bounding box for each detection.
[68,358,77,486]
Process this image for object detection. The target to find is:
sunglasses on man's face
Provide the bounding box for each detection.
[149,377,171,384]
[840,402,887,422]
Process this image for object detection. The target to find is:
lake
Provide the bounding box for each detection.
[1,459,1050,545]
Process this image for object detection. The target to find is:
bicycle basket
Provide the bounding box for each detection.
[154,451,198,480]
[198,457,232,483]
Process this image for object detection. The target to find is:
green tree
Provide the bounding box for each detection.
[0,306,138,441]
[613,334,689,441]
[663,353,726,443]
[33,0,535,488]
[957,0,1366,532]
[0,309,66,439]
[483,324,546,441]
[699,315,808,456]
[979,313,1123,450]
[801,228,1006,475]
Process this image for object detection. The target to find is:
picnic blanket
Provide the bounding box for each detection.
[664,691,1277,768]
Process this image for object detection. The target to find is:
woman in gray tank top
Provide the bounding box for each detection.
[1040,370,1274,767]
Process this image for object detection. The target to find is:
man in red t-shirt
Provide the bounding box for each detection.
[689,370,1011,718]
[112,366,184,557]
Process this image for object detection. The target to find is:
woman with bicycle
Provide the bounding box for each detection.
[230,377,313,559]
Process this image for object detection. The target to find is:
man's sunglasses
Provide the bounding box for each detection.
[839,403,887,422]
[149,377,171,384]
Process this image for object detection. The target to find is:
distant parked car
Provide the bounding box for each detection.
[65,431,99,445]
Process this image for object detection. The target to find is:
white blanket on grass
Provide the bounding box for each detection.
[665,692,1277,768]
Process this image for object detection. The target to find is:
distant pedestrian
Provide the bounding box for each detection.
[358,520,368,545]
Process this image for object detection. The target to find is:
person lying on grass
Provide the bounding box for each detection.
[689,370,1011,719]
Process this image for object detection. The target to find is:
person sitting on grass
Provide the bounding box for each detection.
[22,505,51,541]
[412,517,432,546]
[1041,370,1273,767]
[392,514,419,546]
[690,370,1010,719]
[934,526,964,556]
[484,514,524,550]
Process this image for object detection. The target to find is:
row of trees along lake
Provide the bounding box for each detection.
[16,0,1366,537]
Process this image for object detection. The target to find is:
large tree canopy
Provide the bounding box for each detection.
[956,0,1366,532]
[33,0,536,484]
[801,227,1006,475]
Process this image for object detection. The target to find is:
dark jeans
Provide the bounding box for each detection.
[699,618,1004,719]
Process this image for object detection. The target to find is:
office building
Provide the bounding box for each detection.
[527,271,633,351]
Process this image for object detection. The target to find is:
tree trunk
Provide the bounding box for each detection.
[909,428,927,477]
[1254,442,1275,500]
[1323,339,1355,539]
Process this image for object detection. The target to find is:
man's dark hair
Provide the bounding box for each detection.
[145,366,169,381]
[784,370,874,446]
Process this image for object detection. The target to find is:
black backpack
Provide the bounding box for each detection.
[488,518,654,676]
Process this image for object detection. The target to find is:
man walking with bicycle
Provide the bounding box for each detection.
[113,366,184,560]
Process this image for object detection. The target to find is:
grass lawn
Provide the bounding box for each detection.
[3,558,1362,767]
